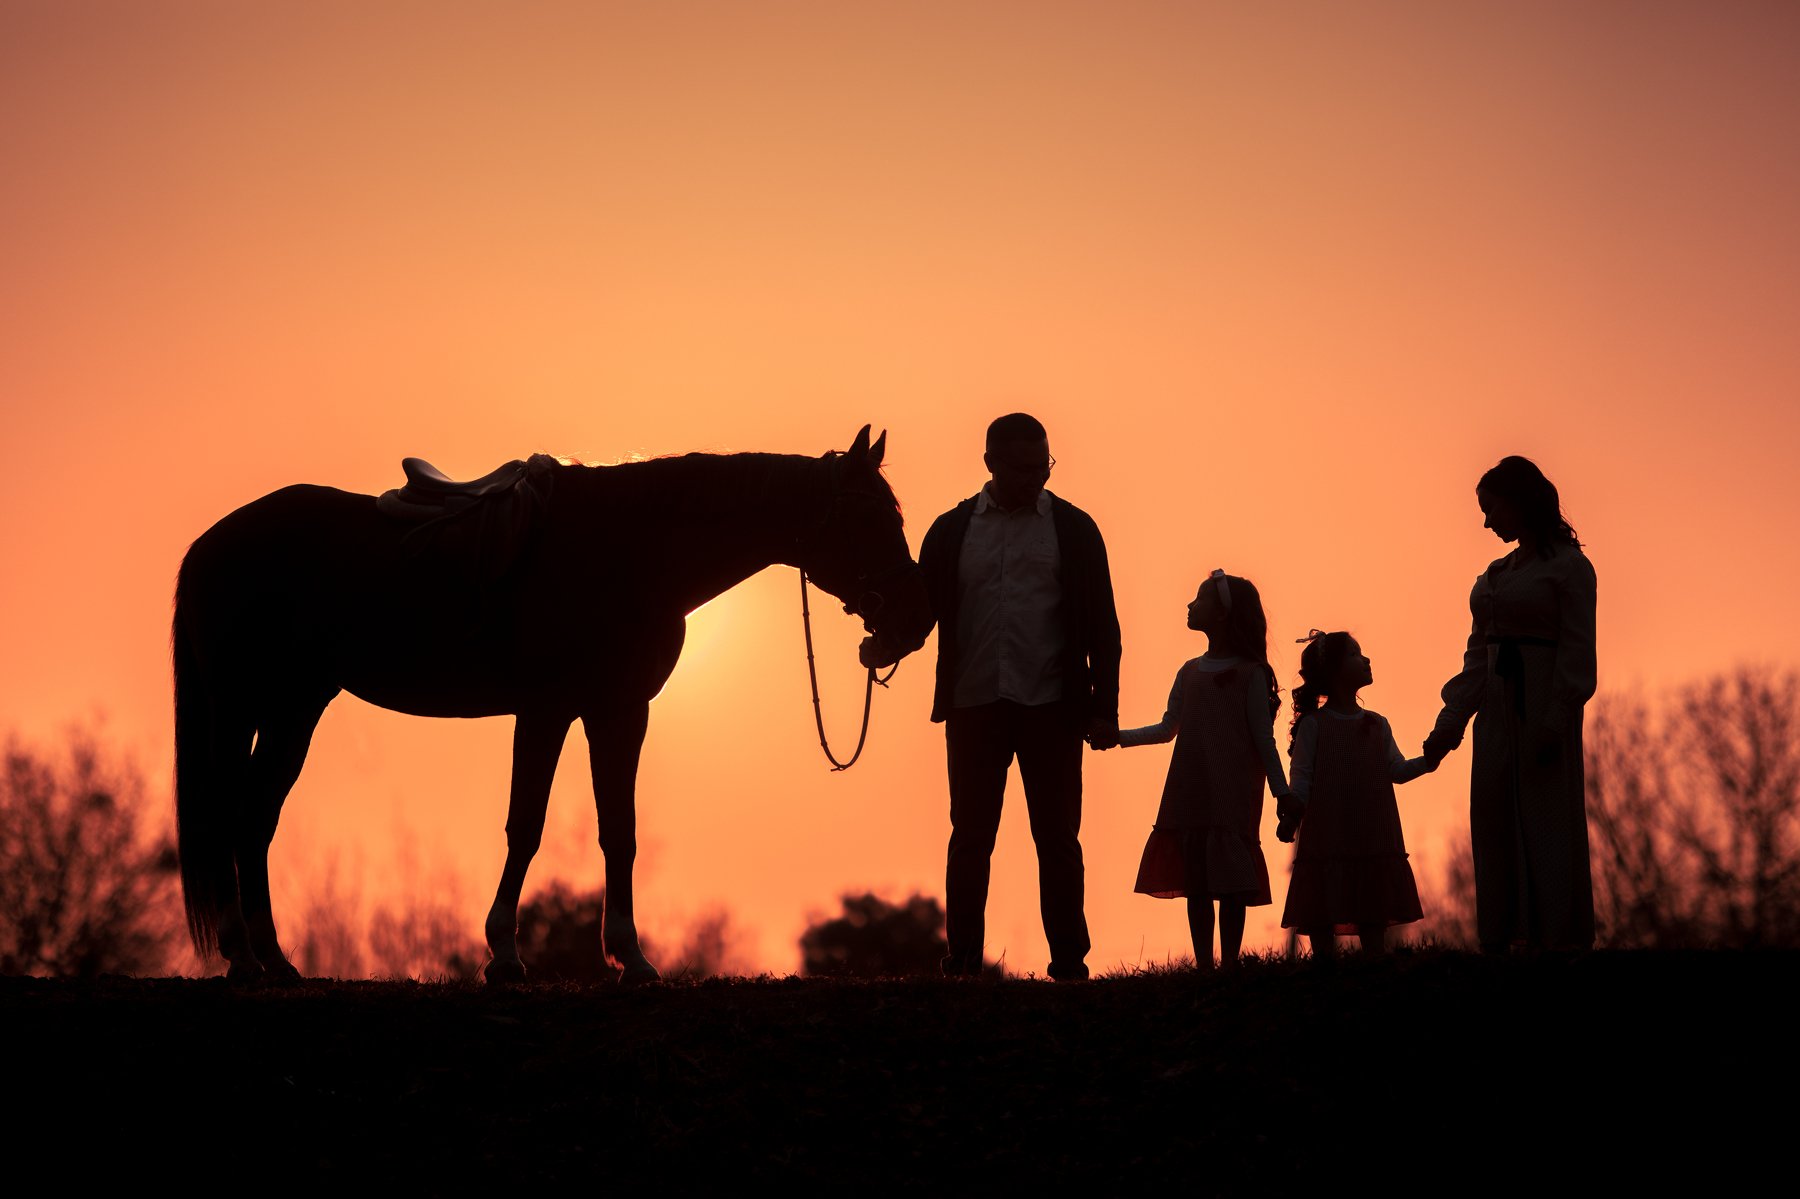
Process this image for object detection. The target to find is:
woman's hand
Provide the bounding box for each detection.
[1422,726,1461,766]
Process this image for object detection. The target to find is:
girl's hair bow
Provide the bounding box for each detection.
[1209,568,1232,611]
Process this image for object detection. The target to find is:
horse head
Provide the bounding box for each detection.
[800,425,932,666]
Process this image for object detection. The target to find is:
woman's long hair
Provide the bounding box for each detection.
[1210,573,1281,720]
[1478,456,1580,548]
[1289,630,1356,751]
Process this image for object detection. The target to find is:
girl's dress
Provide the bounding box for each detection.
[1431,544,1597,949]
[1120,655,1288,905]
[1281,708,1426,934]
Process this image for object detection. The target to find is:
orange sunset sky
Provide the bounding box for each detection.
[4,2,1798,974]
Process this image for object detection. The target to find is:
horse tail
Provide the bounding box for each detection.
[173,551,234,958]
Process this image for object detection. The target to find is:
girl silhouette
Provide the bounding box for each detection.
[1424,456,1597,951]
[1113,570,1293,969]
[1279,630,1431,958]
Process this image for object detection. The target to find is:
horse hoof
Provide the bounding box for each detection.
[620,962,661,987]
[485,958,527,986]
[263,960,305,988]
[226,958,266,987]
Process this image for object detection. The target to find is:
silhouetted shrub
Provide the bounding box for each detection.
[1413,831,1479,947]
[513,882,749,980]
[364,844,485,981]
[288,849,484,981]
[667,905,753,979]
[0,725,179,976]
[799,892,970,977]
[1587,667,1800,947]
[516,881,612,981]
[291,854,368,979]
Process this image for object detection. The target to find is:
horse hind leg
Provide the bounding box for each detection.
[484,713,571,985]
[202,715,265,985]
[586,701,659,985]
[234,701,330,986]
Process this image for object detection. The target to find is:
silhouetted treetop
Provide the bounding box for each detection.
[0,725,178,977]
[1426,666,1800,950]
[800,892,981,978]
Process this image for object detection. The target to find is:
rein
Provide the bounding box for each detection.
[799,568,898,771]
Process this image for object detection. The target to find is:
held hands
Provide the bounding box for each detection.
[1275,794,1304,844]
[1084,717,1120,751]
[1421,726,1461,767]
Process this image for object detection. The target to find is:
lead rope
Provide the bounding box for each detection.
[800,568,897,770]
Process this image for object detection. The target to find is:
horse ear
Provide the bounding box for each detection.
[847,424,872,461]
[869,429,887,468]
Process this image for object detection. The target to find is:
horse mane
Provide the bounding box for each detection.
[548,451,901,522]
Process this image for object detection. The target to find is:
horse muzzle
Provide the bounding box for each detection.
[855,567,931,648]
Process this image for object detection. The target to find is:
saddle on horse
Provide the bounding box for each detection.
[377,453,559,587]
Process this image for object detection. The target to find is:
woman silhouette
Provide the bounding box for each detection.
[1424,457,1597,951]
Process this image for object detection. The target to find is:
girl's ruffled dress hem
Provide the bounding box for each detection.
[1133,826,1273,906]
[1281,853,1422,933]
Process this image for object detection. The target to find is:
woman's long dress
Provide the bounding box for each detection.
[1432,544,1598,949]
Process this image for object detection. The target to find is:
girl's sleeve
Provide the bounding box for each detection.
[1288,717,1318,805]
[1245,667,1291,796]
[1431,576,1488,744]
[1546,551,1598,729]
[1118,666,1183,747]
[1382,716,1432,784]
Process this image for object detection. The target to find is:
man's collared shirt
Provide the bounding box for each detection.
[952,485,1065,708]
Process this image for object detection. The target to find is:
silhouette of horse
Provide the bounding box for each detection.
[174,426,931,984]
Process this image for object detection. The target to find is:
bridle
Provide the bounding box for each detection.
[794,478,910,771]
[799,568,900,771]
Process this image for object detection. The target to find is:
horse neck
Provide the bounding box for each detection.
[564,453,828,612]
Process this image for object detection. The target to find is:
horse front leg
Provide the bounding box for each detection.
[585,700,659,985]
[484,711,572,984]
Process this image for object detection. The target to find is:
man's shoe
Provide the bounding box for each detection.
[1047,960,1089,982]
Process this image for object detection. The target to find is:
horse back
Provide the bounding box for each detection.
[177,481,678,715]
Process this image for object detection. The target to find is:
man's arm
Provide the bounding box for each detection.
[859,510,949,668]
[1085,515,1122,742]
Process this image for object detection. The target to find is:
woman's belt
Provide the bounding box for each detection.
[1492,634,1559,717]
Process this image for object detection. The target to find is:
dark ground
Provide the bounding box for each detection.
[4,951,1789,1192]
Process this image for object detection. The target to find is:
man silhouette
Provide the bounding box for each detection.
[896,413,1121,979]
